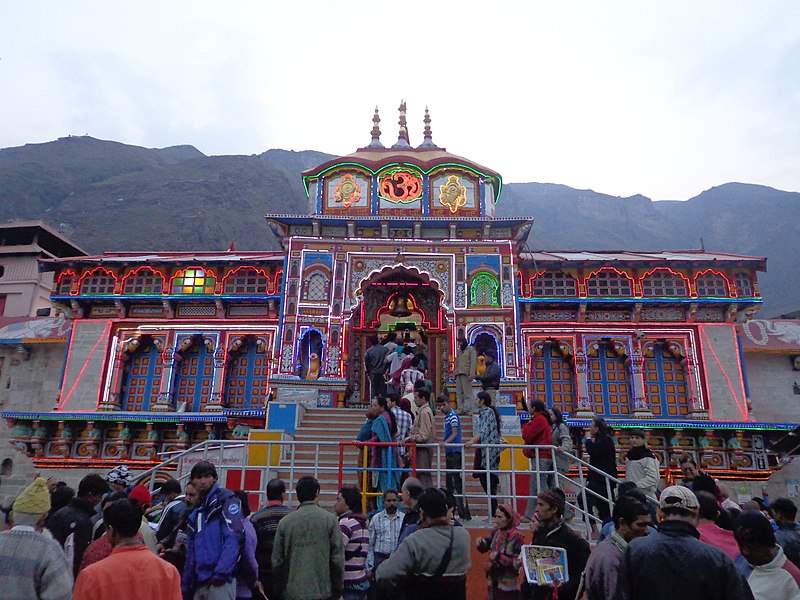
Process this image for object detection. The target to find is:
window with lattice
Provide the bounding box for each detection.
[80,270,117,294]
[303,272,330,302]
[587,343,632,416]
[530,342,575,414]
[57,273,76,295]
[224,269,270,295]
[695,272,729,297]
[123,269,164,294]
[643,344,690,417]
[172,268,215,294]
[532,271,578,297]
[641,270,688,297]
[470,272,500,306]
[735,273,754,297]
[585,270,633,297]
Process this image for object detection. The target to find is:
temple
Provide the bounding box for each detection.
[1,104,795,486]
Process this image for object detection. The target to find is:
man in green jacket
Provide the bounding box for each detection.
[271,476,345,600]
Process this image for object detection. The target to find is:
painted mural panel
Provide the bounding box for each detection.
[325,172,370,212]
[430,172,478,215]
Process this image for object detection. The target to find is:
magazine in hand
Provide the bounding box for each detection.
[521,545,568,585]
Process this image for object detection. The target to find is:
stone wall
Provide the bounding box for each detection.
[746,352,800,423]
[59,319,113,411]
[0,343,63,413]
[699,324,750,420]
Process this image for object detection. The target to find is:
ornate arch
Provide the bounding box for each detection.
[351,264,448,311]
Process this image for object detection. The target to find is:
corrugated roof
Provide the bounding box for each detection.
[520,250,766,268]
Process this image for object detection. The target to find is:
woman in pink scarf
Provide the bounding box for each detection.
[476,503,525,600]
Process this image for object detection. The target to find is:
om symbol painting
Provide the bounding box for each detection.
[377,169,423,204]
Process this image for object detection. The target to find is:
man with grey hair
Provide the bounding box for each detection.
[0,477,73,599]
[616,485,753,600]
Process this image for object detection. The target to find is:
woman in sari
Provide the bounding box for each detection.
[370,397,401,508]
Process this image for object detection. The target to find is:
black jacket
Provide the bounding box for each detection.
[616,519,754,600]
[46,497,98,578]
[525,521,591,600]
[475,362,501,390]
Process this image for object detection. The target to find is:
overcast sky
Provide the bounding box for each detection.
[2,1,798,200]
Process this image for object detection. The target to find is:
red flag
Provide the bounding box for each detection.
[228,240,235,252]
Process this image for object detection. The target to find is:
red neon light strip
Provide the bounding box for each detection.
[59,321,112,410]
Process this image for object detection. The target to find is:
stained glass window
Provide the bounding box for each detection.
[735,273,754,297]
[531,271,578,297]
[470,272,500,306]
[530,342,575,414]
[122,268,164,295]
[643,344,690,417]
[303,272,330,302]
[223,268,270,295]
[641,270,688,297]
[695,272,729,297]
[585,270,633,297]
[79,269,117,295]
[172,268,215,294]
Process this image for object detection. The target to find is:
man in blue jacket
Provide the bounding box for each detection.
[182,460,245,600]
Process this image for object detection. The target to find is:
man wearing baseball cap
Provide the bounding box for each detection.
[616,485,754,600]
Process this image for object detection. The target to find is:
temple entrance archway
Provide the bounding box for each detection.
[346,267,449,405]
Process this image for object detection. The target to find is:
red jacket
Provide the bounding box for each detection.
[522,412,552,460]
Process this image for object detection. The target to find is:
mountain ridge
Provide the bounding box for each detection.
[1,136,797,316]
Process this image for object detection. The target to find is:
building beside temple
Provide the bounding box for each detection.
[1,105,794,485]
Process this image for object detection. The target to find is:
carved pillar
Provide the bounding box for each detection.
[204,337,225,412]
[152,342,176,412]
[574,348,594,418]
[631,340,653,418]
[685,354,709,419]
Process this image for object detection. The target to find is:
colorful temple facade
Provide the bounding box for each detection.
[2,105,795,482]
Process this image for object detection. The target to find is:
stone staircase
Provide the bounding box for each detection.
[276,407,497,517]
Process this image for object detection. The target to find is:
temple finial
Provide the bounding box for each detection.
[392,100,411,148]
[418,105,438,149]
[368,106,384,148]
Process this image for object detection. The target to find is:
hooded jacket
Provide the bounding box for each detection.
[181,483,244,593]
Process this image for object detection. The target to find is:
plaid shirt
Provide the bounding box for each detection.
[392,406,412,457]
[367,510,403,569]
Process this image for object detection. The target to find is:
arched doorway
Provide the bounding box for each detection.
[346,267,448,405]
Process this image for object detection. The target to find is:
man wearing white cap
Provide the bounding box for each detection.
[0,477,73,599]
[616,485,754,600]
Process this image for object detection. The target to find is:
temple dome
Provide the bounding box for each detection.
[301,103,502,218]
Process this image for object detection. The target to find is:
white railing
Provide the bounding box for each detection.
[136,438,620,536]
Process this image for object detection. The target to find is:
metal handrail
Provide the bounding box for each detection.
[134,437,622,533]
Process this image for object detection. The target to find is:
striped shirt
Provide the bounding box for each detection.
[443,408,462,454]
[391,406,412,457]
[367,509,403,569]
[339,512,369,586]
[250,502,291,585]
